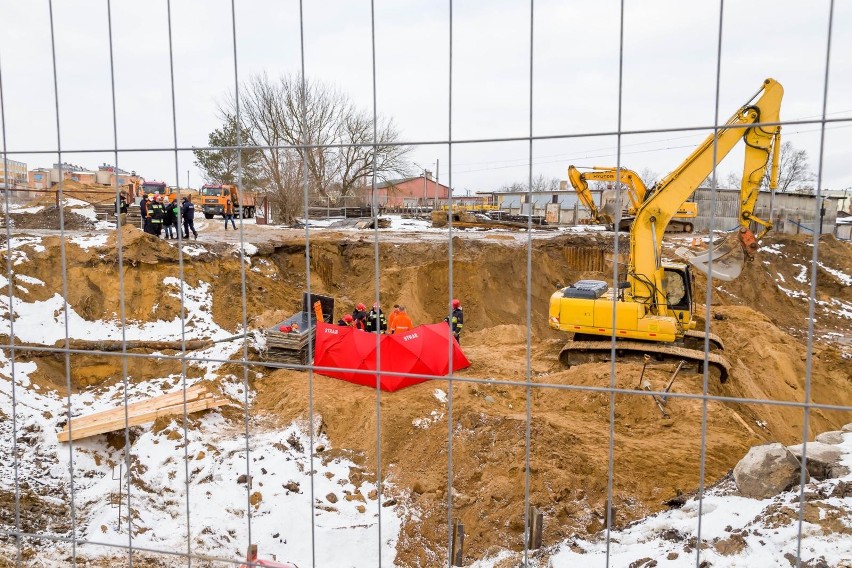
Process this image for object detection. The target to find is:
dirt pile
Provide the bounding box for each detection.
[8,207,96,231]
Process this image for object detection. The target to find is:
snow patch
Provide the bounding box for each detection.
[70,234,109,250]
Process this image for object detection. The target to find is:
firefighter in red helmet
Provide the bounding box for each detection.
[446,298,464,343]
[352,303,368,330]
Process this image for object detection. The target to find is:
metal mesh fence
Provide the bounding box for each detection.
[1,1,851,567]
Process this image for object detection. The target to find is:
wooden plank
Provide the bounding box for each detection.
[58,395,220,442]
[63,385,209,429]
[58,396,230,442]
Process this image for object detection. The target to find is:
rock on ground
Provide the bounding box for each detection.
[733,443,805,499]
[787,442,848,480]
[814,431,845,445]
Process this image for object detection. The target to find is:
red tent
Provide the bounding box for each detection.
[313,322,470,392]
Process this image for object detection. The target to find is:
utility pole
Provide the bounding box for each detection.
[434,159,440,209]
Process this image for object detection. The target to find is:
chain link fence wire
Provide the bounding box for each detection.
[1,1,851,567]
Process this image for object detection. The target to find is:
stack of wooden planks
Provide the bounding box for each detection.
[265,311,317,365]
[57,384,230,443]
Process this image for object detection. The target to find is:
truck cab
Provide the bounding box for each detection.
[201,184,256,219]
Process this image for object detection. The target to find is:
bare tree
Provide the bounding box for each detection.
[639,168,659,188]
[219,73,412,223]
[725,171,742,188]
[337,108,411,199]
[499,174,560,192]
[766,141,812,192]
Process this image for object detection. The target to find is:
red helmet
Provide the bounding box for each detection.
[452,299,461,308]
[343,314,353,323]
[356,303,366,311]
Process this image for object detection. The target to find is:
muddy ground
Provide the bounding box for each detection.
[2,223,851,566]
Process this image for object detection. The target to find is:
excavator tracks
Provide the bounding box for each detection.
[559,339,731,383]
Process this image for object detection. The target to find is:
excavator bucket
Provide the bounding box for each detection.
[675,232,745,281]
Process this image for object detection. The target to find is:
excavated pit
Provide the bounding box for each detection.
[1,223,850,566]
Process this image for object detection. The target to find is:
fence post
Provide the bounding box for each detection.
[451,518,464,566]
[527,505,543,550]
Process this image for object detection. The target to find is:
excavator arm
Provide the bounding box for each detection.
[629,78,783,313]
[568,165,647,224]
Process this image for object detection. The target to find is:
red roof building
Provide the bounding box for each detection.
[364,175,451,208]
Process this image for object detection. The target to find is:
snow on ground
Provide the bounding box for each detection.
[7,204,45,214]
[542,434,852,567]
[298,214,580,234]
[70,233,109,250]
[176,244,208,257]
[0,272,405,566]
[819,262,852,286]
[0,346,402,566]
[3,236,45,268]
[0,276,230,344]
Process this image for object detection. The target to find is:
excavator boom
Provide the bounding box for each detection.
[568,165,695,232]
[630,78,783,308]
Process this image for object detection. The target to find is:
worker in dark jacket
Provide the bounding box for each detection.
[181,196,198,240]
[163,197,176,239]
[140,194,150,233]
[115,191,129,226]
[365,303,387,334]
[445,298,464,343]
[351,303,368,331]
[149,196,165,237]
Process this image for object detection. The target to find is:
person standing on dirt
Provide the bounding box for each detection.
[366,303,387,334]
[389,305,413,334]
[387,304,401,330]
[445,298,464,344]
[163,197,176,239]
[337,314,355,327]
[181,196,198,240]
[169,197,180,239]
[149,196,165,237]
[351,303,368,331]
[116,191,129,226]
[224,198,237,230]
[141,194,151,233]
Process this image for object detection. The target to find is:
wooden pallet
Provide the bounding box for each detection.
[264,311,317,366]
[57,384,230,443]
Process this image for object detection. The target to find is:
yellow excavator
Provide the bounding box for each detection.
[550,78,784,383]
[568,165,698,232]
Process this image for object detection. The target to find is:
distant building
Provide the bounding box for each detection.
[27,162,140,190]
[0,158,27,189]
[480,186,842,235]
[96,163,139,187]
[691,187,840,236]
[366,174,451,208]
[28,168,51,189]
[479,188,600,224]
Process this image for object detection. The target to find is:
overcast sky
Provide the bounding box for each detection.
[1,0,850,195]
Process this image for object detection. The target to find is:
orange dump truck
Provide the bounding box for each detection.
[201,184,257,219]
